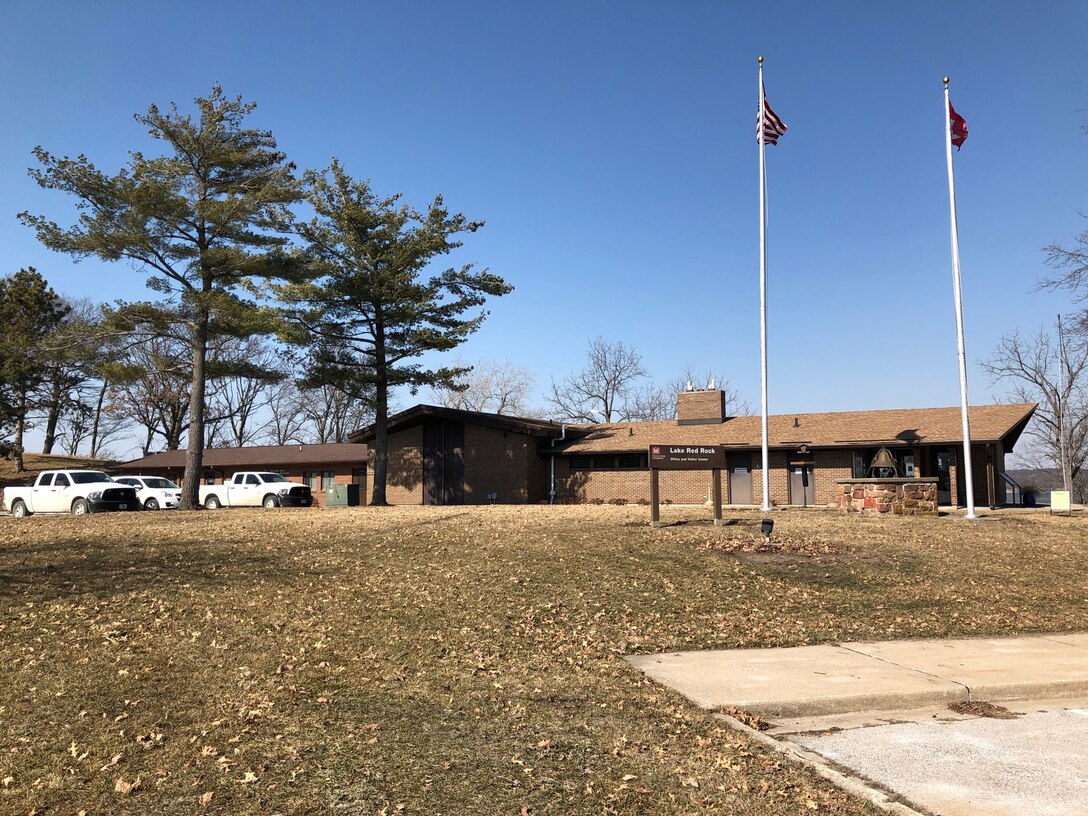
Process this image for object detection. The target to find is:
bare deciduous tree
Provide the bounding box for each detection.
[106,335,193,455]
[1042,219,1088,333]
[982,323,1088,495]
[260,380,309,445]
[300,384,373,444]
[664,367,752,418]
[205,338,282,448]
[547,338,647,422]
[429,358,536,415]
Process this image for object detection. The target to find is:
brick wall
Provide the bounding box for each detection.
[552,458,720,504]
[385,426,424,505]
[949,442,1008,508]
[677,390,725,423]
[463,424,537,504]
[554,447,858,507]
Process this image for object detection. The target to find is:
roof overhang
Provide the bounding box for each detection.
[349,404,568,442]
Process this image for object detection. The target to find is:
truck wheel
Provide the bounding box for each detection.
[71,499,89,515]
[204,495,221,510]
[11,500,30,518]
[263,494,279,508]
[144,498,160,511]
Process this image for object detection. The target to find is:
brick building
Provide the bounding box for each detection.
[115,443,369,507]
[350,393,1036,508]
[350,406,560,505]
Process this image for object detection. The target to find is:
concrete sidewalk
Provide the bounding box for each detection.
[626,632,1088,717]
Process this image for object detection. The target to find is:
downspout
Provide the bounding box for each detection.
[549,424,567,504]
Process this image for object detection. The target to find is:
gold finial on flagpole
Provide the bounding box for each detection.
[943,76,950,86]
[758,56,763,64]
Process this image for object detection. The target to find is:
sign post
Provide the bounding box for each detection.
[648,445,727,527]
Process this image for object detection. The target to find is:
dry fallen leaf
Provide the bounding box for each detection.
[114,775,141,795]
[100,754,123,771]
[241,771,258,784]
[200,791,214,805]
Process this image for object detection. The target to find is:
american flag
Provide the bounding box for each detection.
[757,91,787,146]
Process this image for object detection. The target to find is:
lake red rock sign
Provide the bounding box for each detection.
[648,445,726,470]
[647,445,726,527]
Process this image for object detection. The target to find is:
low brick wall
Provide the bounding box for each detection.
[836,478,939,515]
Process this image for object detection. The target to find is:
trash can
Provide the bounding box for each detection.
[325,484,361,507]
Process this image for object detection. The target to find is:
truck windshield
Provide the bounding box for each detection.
[257,473,287,483]
[70,472,114,484]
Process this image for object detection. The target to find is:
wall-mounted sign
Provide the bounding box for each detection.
[649,444,726,470]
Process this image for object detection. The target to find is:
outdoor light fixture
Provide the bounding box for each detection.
[761,518,774,543]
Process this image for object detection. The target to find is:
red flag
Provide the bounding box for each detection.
[757,90,787,145]
[949,101,968,149]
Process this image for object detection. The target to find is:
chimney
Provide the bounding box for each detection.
[676,389,726,425]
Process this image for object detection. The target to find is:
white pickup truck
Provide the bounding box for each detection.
[199,471,313,509]
[2,470,140,517]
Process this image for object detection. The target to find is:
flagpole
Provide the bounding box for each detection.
[944,76,976,519]
[1058,313,1071,493]
[758,56,771,512]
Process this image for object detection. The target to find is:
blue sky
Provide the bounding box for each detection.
[2,0,1086,436]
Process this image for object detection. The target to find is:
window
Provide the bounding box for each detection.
[570,454,646,471]
[54,474,70,487]
[322,471,335,490]
[38,474,54,486]
[851,448,915,478]
[204,473,217,485]
[245,474,260,485]
[351,468,366,486]
[303,471,318,490]
[70,472,112,484]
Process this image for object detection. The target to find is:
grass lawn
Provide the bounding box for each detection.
[1,505,1085,815]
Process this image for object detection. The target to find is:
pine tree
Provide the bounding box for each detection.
[0,268,70,471]
[281,161,511,505]
[20,87,303,507]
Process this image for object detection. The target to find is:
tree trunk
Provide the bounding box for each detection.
[41,376,63,454]
[13,392,27,473]
[181,313,208,510]
[89,380,108,458]
[371,328,389,505]
[371,378,389,506]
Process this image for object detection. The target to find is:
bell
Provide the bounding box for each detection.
[868,447,898,476]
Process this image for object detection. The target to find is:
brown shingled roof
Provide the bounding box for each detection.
[548,403,1036,454]
[117,443,369,472]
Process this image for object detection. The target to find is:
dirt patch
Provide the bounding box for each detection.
[949,700,1022,719]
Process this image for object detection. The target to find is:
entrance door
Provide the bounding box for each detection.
[789,466,816,506]
[423,419,465,505]
[936,451,951,505]
[727,453,753,505]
